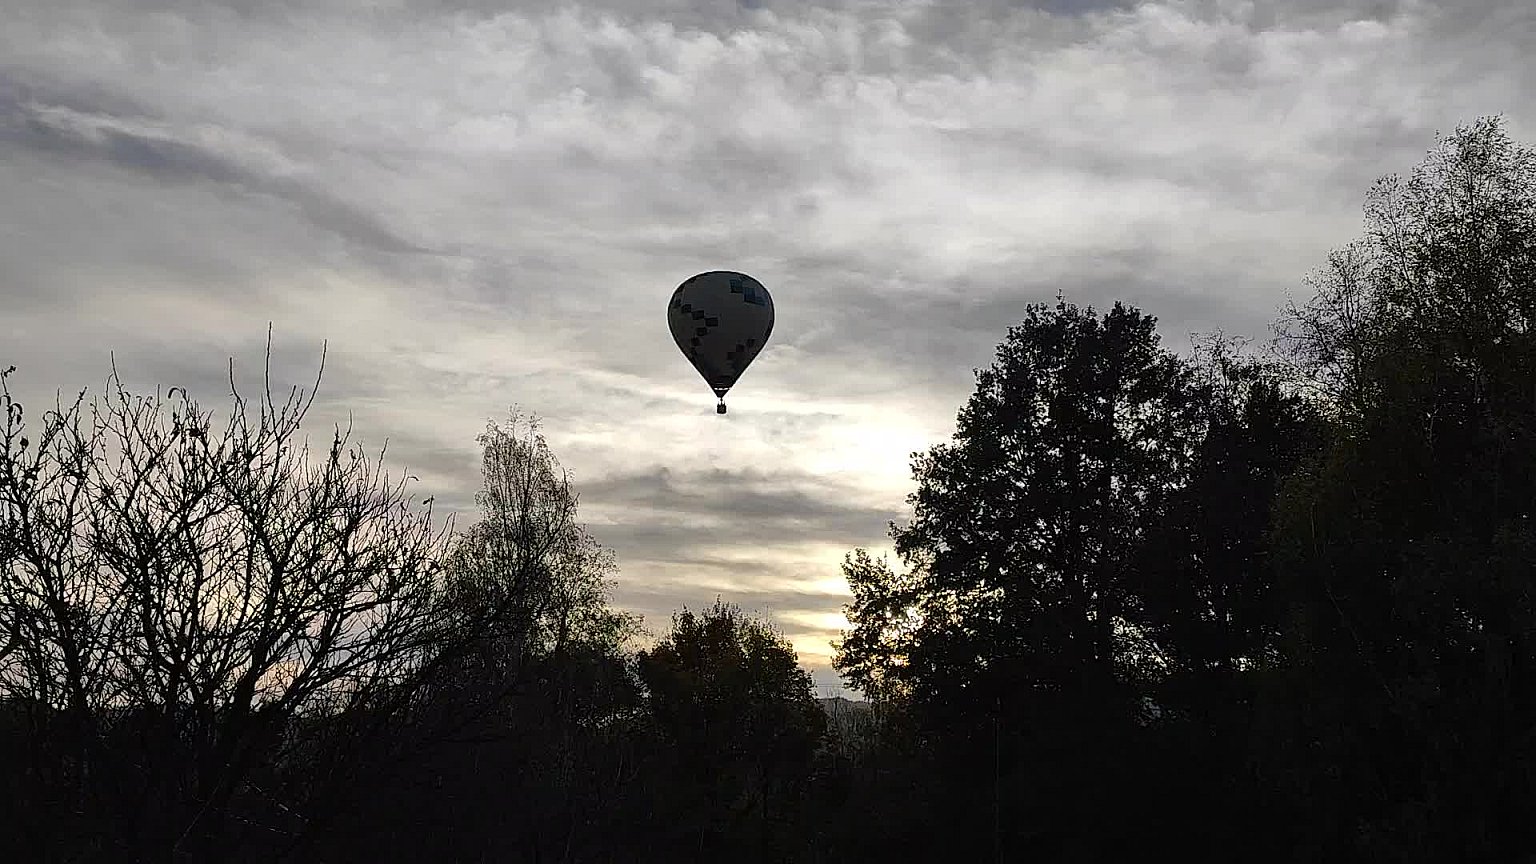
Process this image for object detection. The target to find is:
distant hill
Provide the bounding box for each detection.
[817,696,871,716]
[817,697,876,745]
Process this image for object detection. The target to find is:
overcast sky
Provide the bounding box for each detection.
[2,0,1531,695]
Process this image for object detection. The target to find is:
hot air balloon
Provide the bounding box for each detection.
[667,271,774,414]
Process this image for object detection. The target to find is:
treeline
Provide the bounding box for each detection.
[0,369,828,862]
[830,115,1536,862]
[3,115,1534,862]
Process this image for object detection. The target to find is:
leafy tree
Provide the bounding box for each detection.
[1267,115,1536,861]
[448,412,629,663]
[839,299,1207,719]
[636,600,826,860]
[1102,336,1332,859]
[1129,335,1328,683]
[432,410,635,698]
[832,548,920,704]
[833,300,1225,860]
[291,409,642,864]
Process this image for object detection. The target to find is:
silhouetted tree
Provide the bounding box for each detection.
[1266,115,1536,861]
[835,299,1220,860]
[445,411,630,675]
[636,600,826,861]
[842,300,1206,714]
[290,409,642,864]
[832,549,919,705]
[1130,334,1329,681]
[0,356,466,861]
[1113,335,1330,858]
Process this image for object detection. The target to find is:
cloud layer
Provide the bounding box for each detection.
[3,0,1531,691]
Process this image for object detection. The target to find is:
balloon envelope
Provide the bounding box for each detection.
[667,271,774,406]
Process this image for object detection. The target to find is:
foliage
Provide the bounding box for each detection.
[440,411,637,682]
[840,299,1209,723]
[635,600,827,860]
[1263,115,1536,861]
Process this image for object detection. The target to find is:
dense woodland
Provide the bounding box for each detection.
[3,116,1534,862]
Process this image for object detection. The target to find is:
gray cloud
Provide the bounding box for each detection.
[0,78,427,256]
[581,465,901,550]
[2,0,1531,693]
